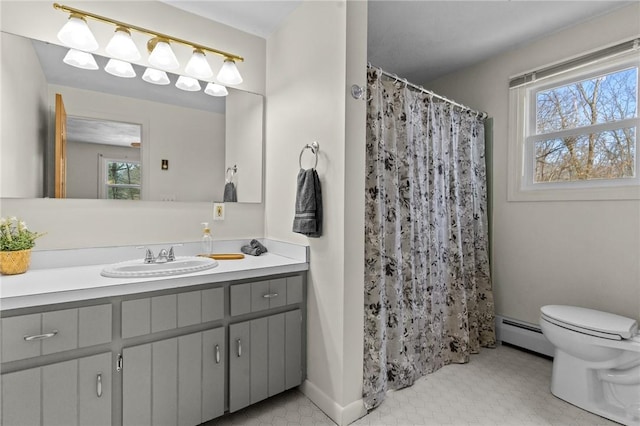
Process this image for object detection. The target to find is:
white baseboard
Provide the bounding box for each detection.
[300,380,367,426]
[496,315,555,357]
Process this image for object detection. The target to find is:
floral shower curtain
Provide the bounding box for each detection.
[363,68,496,410]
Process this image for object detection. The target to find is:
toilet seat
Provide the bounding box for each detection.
[541,305,638,340]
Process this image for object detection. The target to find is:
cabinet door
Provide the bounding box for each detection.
[1,352,112,426]
[228,321,251,412]
[123,330,224,426]
[202,327,225,422]
[228,309,303,412]
[79,353,112,426]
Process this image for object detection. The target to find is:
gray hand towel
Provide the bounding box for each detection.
[292,168,323,237]
[223,182,237,202]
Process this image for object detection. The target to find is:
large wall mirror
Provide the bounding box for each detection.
[1,31,263,203]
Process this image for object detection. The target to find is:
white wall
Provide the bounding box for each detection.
[265,1,367,424]
[0,32,48,198]
[0,1,266,250]
[428,4,640,324]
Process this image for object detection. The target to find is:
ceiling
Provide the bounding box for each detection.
[162,0,634,84]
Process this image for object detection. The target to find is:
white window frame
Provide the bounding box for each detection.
[98,157,142,200]
[508,50,640,201]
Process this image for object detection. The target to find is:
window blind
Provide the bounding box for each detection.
[509,38,639,89]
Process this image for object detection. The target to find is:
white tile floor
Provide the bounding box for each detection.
[212,344,618,426]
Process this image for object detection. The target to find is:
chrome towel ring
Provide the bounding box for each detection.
[299,141,319,169]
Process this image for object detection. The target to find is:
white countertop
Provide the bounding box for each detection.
[0,240,308,311]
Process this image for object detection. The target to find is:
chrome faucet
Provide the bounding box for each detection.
[140,244,183,264]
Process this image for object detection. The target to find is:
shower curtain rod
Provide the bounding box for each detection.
[368,64,488,119]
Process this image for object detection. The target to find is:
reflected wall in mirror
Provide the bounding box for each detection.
[0,31,263,203]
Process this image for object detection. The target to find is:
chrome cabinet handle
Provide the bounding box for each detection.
[23,330,58,341]
[215,344,221,364]
[236,339,242,357]
[96,373,103,398]
[262,293,279,299]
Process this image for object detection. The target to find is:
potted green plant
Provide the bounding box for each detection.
[0,217,44,275]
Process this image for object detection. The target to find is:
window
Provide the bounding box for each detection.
[100,158,141,200]
[508,48,640,201]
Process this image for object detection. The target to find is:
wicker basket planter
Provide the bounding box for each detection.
[0,249,31,275]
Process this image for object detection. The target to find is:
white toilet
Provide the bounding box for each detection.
[540,305,640,426]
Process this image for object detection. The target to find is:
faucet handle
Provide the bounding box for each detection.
[167,244,183,261]
[137,246,155,264]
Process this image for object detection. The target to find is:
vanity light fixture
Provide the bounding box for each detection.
[57,13,99,51]
[53,3,245,86]
[142,68,170,85]
[185,49,214,79]
[105,26,141,61]
[105,58,136,78]
[147,37,179,70]
[176,75,201,92]
[63,48,99,70]
[217,59,243,85]
[205,82,228,97]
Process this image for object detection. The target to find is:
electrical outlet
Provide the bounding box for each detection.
[213,202,225,221]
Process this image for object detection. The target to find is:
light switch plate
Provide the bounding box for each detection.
[213,202,225,221]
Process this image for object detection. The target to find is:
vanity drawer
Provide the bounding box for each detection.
[122,287,224,338]
[1,304,112,363]
[230,275,303,317]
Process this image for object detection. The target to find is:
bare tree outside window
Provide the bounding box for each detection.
[534,67,637,183]
[106,161,141,200]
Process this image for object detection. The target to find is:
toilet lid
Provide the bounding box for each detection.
[541,305,638,340]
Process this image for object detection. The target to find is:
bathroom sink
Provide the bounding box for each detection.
[101,256,218,278]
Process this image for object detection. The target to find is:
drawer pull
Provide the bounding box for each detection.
[262,293,279,299]
[23,330,58,341]
[96,373,103,398]
[215,344,221,364]
[236,339,242,357]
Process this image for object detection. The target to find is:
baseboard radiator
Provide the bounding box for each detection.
[495,315,555,357]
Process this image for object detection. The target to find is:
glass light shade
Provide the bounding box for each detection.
[216,59,243,85]
[57,14,99,52]
[148,39,179,70]
[142,68,170,85]
[105,27,141,61]
[204,83,228,97]
[105,59,136,78]
[175,76,201,92]
[185,50,213,79]
[63,49,99,70]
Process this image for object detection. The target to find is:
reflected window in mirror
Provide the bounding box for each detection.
[101,158,141,200]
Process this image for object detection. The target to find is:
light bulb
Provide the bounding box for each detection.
[105,59,136,78]
[185,49,213,79]
[106,27,141,61]
[176,76,201,92]
[142,68,170,85]
[204,83,228,97]
[216,59,243,85]
[147,38,179,70]
[57,14,99,52]
[62,49,99,70]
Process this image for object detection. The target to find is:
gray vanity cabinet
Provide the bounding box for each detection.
[1,352,112,426]
[122,327,225,426]
[229,309,303,413]
[1,272,305,426]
